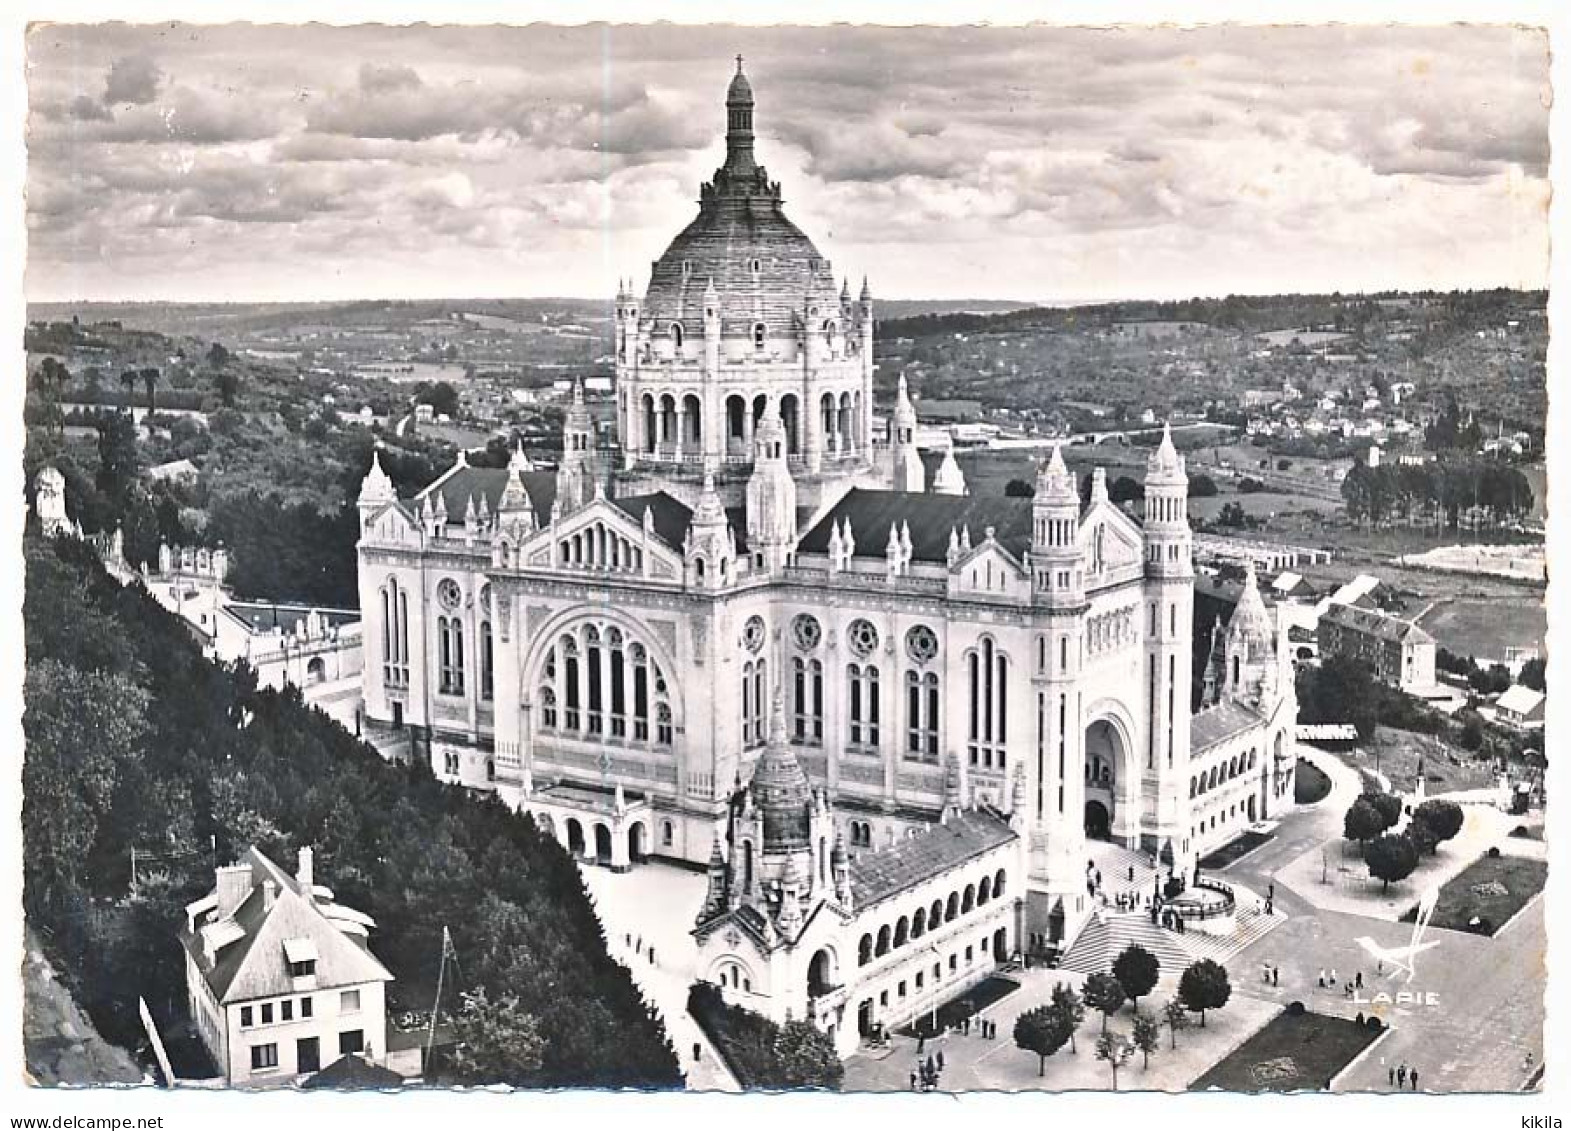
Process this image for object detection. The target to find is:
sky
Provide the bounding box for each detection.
[23,22,1552,304]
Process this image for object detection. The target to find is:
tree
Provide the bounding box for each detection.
[1051,981,1086,1053]
[206,341,231,368]
[1459,715,1485,751]
[1343,797,1385,844]
[1094,1029,1131,1090]
[1407,819,1439,856]
[1013,1004,1074,1076]
[1366,833,1419,893]
[1112,944,1160,1008]
[1177,959,1231,1027]
[119,368,138,405]
[770,1019,845,1089]
[1131,1010,1161,1069]
[1004,478,1034,498]
[1520,657,1546,692]
[1083,971,1126,1033]
[1411,799,1464,853]
[1163,998,1190,1050]
[95,413,141,506]
[1109,475,1144,504]
[1190,474,1219,498]
[1300,655,1380,740]
[1362,790,1403,831]
[444,987,547,1086]
[140,367,160,414]
[416,380,461,419]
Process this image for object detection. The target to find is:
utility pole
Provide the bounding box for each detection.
[426,925,456,1074]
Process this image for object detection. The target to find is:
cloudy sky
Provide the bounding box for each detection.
[24,22,1551,303]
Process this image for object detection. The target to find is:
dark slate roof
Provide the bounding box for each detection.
[417,465,556,527]
[798,488,1034,564]
[612,491,694,550]
[1190,701,1265,753]
[850,808,1017,909]
[300,1054,404,1090]
[1321,601,1433,645]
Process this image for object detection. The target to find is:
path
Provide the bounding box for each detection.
[578,863,740,1091]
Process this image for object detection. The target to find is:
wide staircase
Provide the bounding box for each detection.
[1056,842,1286,977]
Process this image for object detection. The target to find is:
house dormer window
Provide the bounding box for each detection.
[289,959,316,978]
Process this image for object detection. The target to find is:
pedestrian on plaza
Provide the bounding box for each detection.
[1388,1066,1396,1086]
[650,948,656,965]
[918,1035,926,1055]
[911,1071,918,1091]
[937,1050,946,1071]
[1397,1065,1407,1088]
[962,1017,970,1036]
[1273,966,1280,986]
[1268,882,1275,901]
[1355,971,1363,990]
[1128,865,1135,883]
[1377,960,1384,976]
[1095,869,1103,888]
[1263,964,1271,984]
[1329,968,1338,986]
[926,1055,936,1078]
[1410,1069,1419,1091]
[1318,969,1326,988]
[1356,1013,1365,1026]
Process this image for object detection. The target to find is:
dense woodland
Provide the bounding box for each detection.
[22,532,680,1088]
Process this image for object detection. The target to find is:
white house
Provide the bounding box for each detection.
[180,847,412,1087]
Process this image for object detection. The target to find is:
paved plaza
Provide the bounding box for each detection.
[575,743,1542,1094]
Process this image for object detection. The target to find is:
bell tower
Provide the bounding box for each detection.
[1141,424,1194,867]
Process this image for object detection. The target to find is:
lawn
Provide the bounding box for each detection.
[1359,728,1497,794]
[1294,759,1332,804]
[1190,491,1332,523]
[1401,851,1548,936]
[899,975,1021,1039]
[1417,598,1545,663]
[1189,1009,1382,1093]
[1200,830,1275,870]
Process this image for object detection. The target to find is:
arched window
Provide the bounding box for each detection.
[994,868,1007,896]
[753,322,766,350]
[670,322,684,350]
[930,898,944,927]
[438,617,465,695]
[967,637,1009,770]
[946,892,959,921]
[536,625,673,749]
[848,663,881,749]
[912,908,927,938]
[858,935,873,966]
[875,926,891,957]
[962,884,976,913]
[894,918,909,948]
[792,657,823,744]
[381,579,410,689]
[742,659,767,748]
[978,876,992,904]
[905,671,940,761]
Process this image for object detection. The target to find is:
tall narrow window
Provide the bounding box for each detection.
[742,660,767,748]
[849,664,880,749]
[480,620,494,701]
[792,658,823,744]
[905,672,939,760]
[967,638,1009,769]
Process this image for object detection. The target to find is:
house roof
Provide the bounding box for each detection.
[1191,700,1267,753]
[222,603,359,637]
[798,488,1035,564]
[181,847,392,1005]
[1497,684,1545,716]
[849,807,1017,909]
[1320,600,1433,646]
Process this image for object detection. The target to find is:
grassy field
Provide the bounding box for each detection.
[1190,491,1333,523]
[1417,597,1545,662]
[1190,1009,1381,1092]
[1294,759,1332,804]
[1358,728,1497,794]
[1403,852,1548,936]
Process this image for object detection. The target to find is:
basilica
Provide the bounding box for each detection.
[354,60,1297,1054]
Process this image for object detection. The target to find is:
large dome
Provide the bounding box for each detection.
[641,60,842,338]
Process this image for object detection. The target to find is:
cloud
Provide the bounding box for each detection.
[102,54,161,105]
[359,63,422,94]
[68,94,113,122]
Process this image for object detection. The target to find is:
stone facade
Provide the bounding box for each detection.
[353,60,1296,1055]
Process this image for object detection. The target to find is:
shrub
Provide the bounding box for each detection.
[688,983,842,1090]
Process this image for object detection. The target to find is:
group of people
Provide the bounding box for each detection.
[1316,968,1365,992]
[624,932,657,966]
[1259,963,1282,986]
[911,1051,945,1092]
[1388,1062,1422,1091]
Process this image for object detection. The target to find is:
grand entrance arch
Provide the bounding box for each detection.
[1083,712,1140,846]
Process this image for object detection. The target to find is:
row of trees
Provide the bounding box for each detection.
[1341,457,1534,530]
[1012,948,1232,1086]
[23,533,681,1087]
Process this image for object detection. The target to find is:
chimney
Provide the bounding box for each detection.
[215,864,252,919]
[297,846,315,900]
[262,878,278,912]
